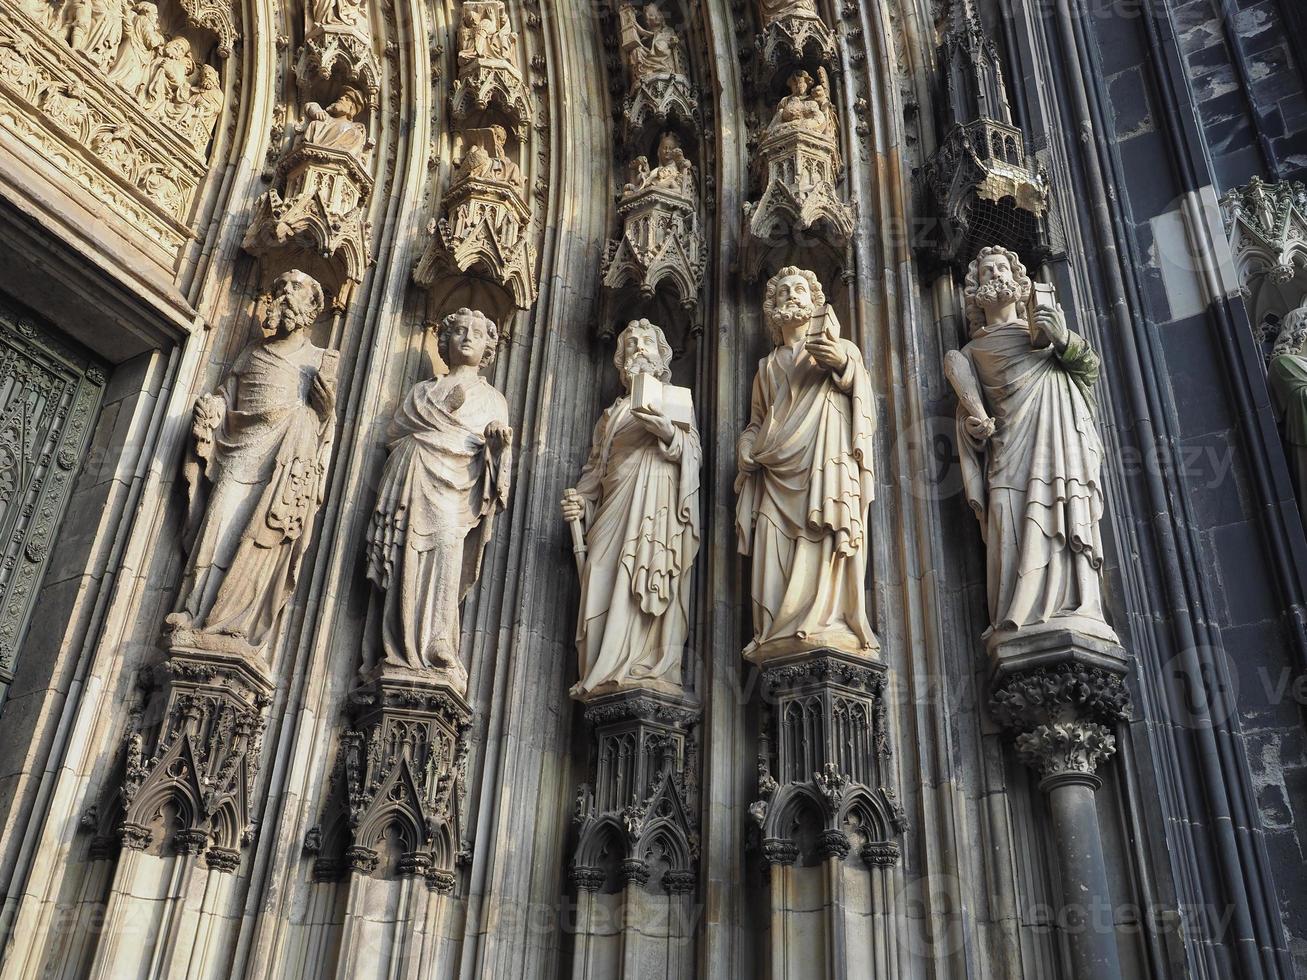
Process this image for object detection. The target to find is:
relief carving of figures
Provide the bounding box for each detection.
[1267,299,1307,516]
[736,268,877,661]
[618,1,685,83]
[142,35,192,113]
[107,0,164,94]
[943,247,1117,650]
[311,0,366,29]
[167,271,338,653]
[452,123,521,189]
[66,0,128,66]
[562,320,701,700]
[364,310,513,693]
[757,0,821,25]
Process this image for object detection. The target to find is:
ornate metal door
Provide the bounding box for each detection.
[0,298,105,706]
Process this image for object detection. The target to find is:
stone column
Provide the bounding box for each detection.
[989,631,1132,980]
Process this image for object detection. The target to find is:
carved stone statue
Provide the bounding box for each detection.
[311,0,366,28]
[75,0,128,66]
[622,132,693,199]
[168,270,338,652]
[452,124,522,188]
[108,0,164,95]
[943,246,1116,649]
[618,1,685,83]
[364,309,513,692]
[299,86,369,160]
[458,0,517,64]
[562,319,701,700]
[758,0,822,25]
[179,64,223,149]
[1268,300,1307,515]
[143,36,193,115]
[736,268,877,661]
[765,68,837,142]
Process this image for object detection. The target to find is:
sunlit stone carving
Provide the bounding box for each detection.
[743,69,852,277]
[451,0,529,137]
[755,0,834,68]
[363,309,513,696]
[562,320,700,700]
[243,86,375,311]
[603,132,704,309]
[415,125,537,310]
[296,0,380,102]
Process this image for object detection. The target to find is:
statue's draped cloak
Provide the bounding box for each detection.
[365,375,511,680]
[572,398,701,695]
[182,341,337,645]
[1269,352,1307,513]
[736,336,876,655]
[957,320,1108,633]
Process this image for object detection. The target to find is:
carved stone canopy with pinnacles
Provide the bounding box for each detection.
[1222,177,1307,342]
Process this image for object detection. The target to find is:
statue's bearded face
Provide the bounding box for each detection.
[622,328,664,383]
[973,254,1021,312]
[446,316,492,368]
[262,275,319,337]
[768,274,815,329]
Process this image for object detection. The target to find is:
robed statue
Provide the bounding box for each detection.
[561,320,701,700]
[617,1,685,83]
[736,267,877,661]
[1268,300,1307,515]
[364,309,513,692]
[168,270,338,651]
[943,246,1117,648]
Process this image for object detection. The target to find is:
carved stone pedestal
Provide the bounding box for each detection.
[602,183,704,313]
[568,690,699,978]
[571,690,699,893]
[751,650,902,866]
[243,142,375,311]
[106,637,273,869]
[749,650,904,978]
[311,668,472,892]
[756,12,835,70]
[414,172,538,312]
[622,72,699,142]
[989,630,1131,980]
[743,127,852,279]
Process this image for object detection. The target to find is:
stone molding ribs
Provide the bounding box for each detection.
[989,662,1131,782]
[749,652,904,869]
[570,690,701,894]
[90,644,274,872]
[309,672,472,893]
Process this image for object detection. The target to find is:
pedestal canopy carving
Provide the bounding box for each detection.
[243,88,375,311]
[754,0,835,69]
[452,0,530,136]
[295,0,381,103]
[743,69,852,279]
[617,0,698,140]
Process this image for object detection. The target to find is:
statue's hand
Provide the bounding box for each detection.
[192,393,222,435]
[964,414,996,443]
[560,488,585,523]
[308,372,335,422]
[1033,305,1069,349]
[631,406,675,444]
[805,334,849,374]
[484,419,512,454]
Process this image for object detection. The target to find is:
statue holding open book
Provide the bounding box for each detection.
[561,319,701,700]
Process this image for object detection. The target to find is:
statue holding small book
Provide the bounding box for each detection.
[561,319,701,700]
[735,266,878,662]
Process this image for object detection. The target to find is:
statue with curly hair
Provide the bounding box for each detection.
[1269,299,1307,515]
[561,319,701,699]
[944,245,1117,650]
[364,309,513,690]
[736,267,877,661]
[168,269,338,652]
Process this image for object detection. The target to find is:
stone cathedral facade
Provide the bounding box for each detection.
[0,0,1305,975]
